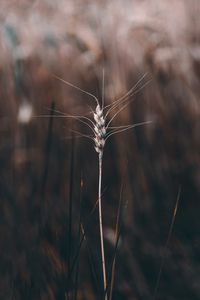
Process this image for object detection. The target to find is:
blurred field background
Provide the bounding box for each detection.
[1,0,200,299]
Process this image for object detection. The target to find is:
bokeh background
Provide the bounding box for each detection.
[1,0,200,299]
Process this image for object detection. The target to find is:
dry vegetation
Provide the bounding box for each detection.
[1,0,200,299]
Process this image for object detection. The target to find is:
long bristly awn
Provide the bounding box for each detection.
[39,72,152,300]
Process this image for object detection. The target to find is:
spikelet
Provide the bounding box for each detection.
[93,104,106,156]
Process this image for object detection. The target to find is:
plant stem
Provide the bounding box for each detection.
[98,152,107,300]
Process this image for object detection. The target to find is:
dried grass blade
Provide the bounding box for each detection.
[73,173,83,300]
[67,135,75,280]
[153,186,182,299]
[40,101,55,226]
[81,224,102,296]
[109,181,124,300]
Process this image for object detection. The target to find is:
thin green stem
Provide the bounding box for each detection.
[98,152,108,300]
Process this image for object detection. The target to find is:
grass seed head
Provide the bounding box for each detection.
[94,104,106,156]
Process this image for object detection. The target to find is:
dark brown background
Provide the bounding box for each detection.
[1,1,200,299]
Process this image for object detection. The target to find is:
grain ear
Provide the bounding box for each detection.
[93,105,106,155]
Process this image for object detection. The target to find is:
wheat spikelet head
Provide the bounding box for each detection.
[94,104,106,156]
